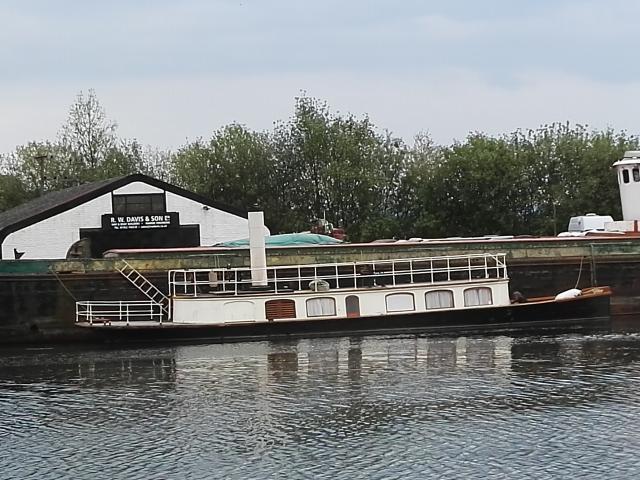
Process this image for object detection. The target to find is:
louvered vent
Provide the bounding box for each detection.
[265,299,296,320]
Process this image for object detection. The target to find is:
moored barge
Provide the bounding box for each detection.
[76,214,612,344]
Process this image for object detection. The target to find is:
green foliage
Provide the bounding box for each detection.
[3,90,165,201]
[11,141,71,192]
[2,91,636,241]
[409,124,637,237]
[0,174,29,212]
[169,124,276,228]
[60,89,118,173]
[509,123,635,234]
[268,96,413,240]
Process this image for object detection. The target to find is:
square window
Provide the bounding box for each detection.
[112,194,166,215]
[426,290,454,309]
[464,287,493,307]
[306,297,336,317]
[386,293,415,312]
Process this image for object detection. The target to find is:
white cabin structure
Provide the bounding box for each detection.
[613,151,640,221]
[605,151,640,233]
[167,253,511,325]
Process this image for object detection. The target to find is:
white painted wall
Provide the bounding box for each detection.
[2,180,262,259]
[2,192,112,260]
[165,192,268,245]
[172,280,512,324]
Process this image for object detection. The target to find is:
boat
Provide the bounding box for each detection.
[75,213,612,343]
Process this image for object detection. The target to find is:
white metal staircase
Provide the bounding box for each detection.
[117,260,169,316]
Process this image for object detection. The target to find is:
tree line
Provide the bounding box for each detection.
[1,90,636,241]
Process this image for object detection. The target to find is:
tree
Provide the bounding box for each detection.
[9,141,73,193]
[169,124,277,229]
[58,89,118,181]
[271,96,333,231]
[411,134,535,237]
[0,174,28,212]
[408,124,637,238]
[509,124,637,234]
[271,95,414,240]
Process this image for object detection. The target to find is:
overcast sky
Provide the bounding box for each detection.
[1,0,639,155]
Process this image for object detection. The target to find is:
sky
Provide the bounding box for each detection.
[2,0,640,155]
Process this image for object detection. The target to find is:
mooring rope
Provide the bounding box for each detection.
[574,256,584,289]
[49,267,78,302]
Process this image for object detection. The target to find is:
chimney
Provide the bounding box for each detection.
[248,211,268,287]
[613,151,640,221]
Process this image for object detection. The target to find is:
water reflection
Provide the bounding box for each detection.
[2,329,640,479]
[0,348,178,389]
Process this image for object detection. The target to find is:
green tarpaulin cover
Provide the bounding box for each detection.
[219,233,343,247]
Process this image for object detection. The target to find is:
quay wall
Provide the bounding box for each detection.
[1,237,640,344]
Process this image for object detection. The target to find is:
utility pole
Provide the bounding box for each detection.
[34,154,47,195]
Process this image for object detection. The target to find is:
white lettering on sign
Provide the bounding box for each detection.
[108,214,173,230]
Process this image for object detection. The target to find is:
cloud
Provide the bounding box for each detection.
[3,0,640,155]
[2,69,639,155]
[414,15,489,41]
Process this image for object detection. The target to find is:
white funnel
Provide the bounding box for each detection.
[248,211,268,286]
[613,151,640,221]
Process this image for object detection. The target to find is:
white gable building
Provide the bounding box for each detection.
[0,174,264,259]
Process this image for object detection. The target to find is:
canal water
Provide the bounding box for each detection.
[2,324,640,479]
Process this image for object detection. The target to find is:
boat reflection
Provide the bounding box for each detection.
[3,328,640,411]
[264,335,515,381]
[0,347,178,390]
[255,331,640,439]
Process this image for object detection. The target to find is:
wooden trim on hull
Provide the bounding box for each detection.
[78,289,612,344]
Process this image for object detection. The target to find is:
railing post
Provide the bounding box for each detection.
[274,268,278,293]
[391,261,396,286]
[193,271,198,298]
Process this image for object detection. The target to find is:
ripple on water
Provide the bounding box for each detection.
[1,333,640,479]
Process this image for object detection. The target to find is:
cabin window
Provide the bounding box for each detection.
[464,287,493,307]
[634,168,640,182]
[112,193,166,215]
[425,290,454,309]
[265,299,296,320]
[386,293,415,312]
[346,295,360,317]
[622,169,630,184]
[306,297,336,317]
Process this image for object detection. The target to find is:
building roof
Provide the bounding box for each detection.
[0,173,248,245]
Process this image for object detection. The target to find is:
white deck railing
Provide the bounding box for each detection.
[76,300,165,325]
[168,253,508,297]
